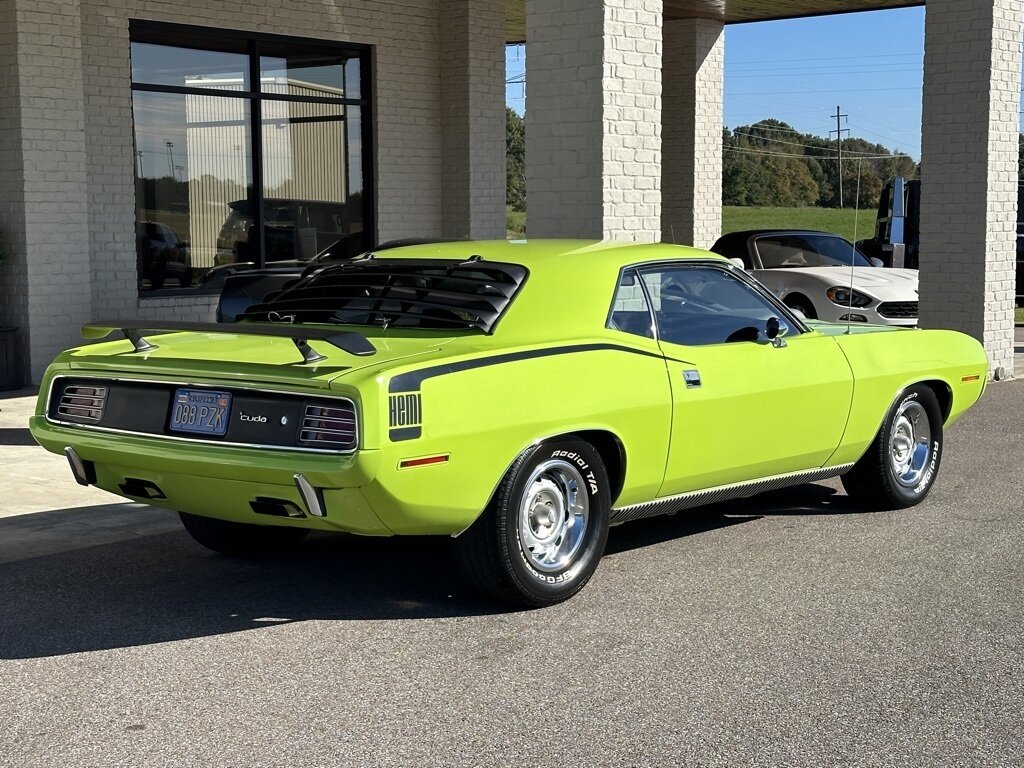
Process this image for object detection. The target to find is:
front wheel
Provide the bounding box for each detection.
[179,512,309,557]
[785,295,817,320]
[453,438,611,607]
[841,385,943,510]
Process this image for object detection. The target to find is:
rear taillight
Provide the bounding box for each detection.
[299,403,357,451]
[57,384,107,423]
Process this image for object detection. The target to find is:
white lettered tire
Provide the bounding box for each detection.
[842,385,944,510]
[453,437,611,607]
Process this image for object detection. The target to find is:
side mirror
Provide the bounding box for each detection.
[869,257,884,268]
[728,257,746,270]
[765,316,789,347]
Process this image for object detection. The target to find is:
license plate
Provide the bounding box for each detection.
[170,388,232,436]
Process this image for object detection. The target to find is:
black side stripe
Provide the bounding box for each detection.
[388,343,675,394]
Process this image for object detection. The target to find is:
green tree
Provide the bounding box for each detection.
[506,108,526,212]
[723,119,917,209]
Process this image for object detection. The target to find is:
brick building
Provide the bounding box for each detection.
[0,0,1020,384]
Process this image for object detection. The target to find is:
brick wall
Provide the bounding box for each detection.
[526,0,662,242]
[9,0,511,382]
[0,0,30,383]
[662,18,723,249]
[919,0,1022,376]
[12,0,93,382]
[440,0,506,239]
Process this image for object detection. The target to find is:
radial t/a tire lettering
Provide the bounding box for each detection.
[841,384,944,510]
[453,437,611,607]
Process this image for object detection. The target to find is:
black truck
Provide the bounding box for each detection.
[857,176,1024,306]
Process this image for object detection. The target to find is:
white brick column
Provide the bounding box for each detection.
[440,0,507,239]
[0,0,30,384]
[662,18,723,249]
[525,0,662,241]
[919,0,1022,377]
[3,0,91,383]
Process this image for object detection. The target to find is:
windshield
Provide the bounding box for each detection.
[753,233,872,268]
[238,257,528,332]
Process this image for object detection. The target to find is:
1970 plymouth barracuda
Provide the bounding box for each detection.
[30,240,988,606]
[711,229,920,326]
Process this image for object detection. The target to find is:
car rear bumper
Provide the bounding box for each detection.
[30,416,391,535]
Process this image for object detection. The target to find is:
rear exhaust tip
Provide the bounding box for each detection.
[64,446,96,486]
[294,473,326,518]
[118,478,167,500]
[250,497,306,518]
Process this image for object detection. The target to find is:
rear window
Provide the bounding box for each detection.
[239,257,528,332]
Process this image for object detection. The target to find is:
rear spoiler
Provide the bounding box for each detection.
[82,320,376,364]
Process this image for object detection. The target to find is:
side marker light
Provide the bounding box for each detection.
[399,454,450,469]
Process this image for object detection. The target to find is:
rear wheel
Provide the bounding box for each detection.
[453,438,610,607]
[179,512,309,557]
[841,385,943,510]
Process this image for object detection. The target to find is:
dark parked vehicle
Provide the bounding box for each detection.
[137,221,192,290]
[858,176,1024,306]
[216,198,366,266]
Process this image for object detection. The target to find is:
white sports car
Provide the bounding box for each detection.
[711,229,919,326]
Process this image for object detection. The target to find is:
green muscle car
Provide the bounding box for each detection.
[30,241,988,606]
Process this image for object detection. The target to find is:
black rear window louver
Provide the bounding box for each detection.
[238,258,528,333]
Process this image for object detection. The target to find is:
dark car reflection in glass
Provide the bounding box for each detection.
[216,198,366,267]
[137,221,193,290]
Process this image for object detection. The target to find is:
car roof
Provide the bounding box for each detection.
[714,229,840,244]
[369,239,721,270]
[363,239,727,342]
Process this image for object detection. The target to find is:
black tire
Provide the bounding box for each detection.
[785,295,817,319]
[179,512,309,557]
[841,385,943,510]
[453,438,611,607]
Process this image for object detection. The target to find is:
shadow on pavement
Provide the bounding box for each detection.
[604,482,862,555]
[0,427,36,446]
[0,482,862,659]
[0,525,498,659]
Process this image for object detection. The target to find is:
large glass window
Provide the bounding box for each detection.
[130,23,372,293]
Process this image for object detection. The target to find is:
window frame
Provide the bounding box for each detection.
[606,259,808,346]
[129,20,375,296]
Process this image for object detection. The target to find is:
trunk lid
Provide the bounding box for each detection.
[66,328,456,389]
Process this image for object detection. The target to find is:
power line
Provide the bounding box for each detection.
[724,146,901,160]
[727,86,920,96]
[726,52,922,67]
[731,129,905,156]
[729,68,921,79]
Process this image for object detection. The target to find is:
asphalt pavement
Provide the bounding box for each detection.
[1,376,1022,767]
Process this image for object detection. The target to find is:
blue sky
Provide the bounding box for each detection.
[506,6,931,159]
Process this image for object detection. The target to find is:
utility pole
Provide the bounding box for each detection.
[829,106,849,208]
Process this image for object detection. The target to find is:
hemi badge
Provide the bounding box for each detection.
[961,374,981,383]
[399,454,450,469]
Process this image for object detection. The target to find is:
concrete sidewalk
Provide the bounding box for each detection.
[0,388,179,561]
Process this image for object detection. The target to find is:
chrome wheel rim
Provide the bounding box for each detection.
[518,459,590,573]
[889,400,932,488]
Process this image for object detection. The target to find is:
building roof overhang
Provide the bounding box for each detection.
[507,0,923,42]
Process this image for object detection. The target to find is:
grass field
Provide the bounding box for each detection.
[507,207,526,239]
[722,206,871,243]
[507,206,871,243]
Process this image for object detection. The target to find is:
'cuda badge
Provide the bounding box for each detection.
[240,412,268,423]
